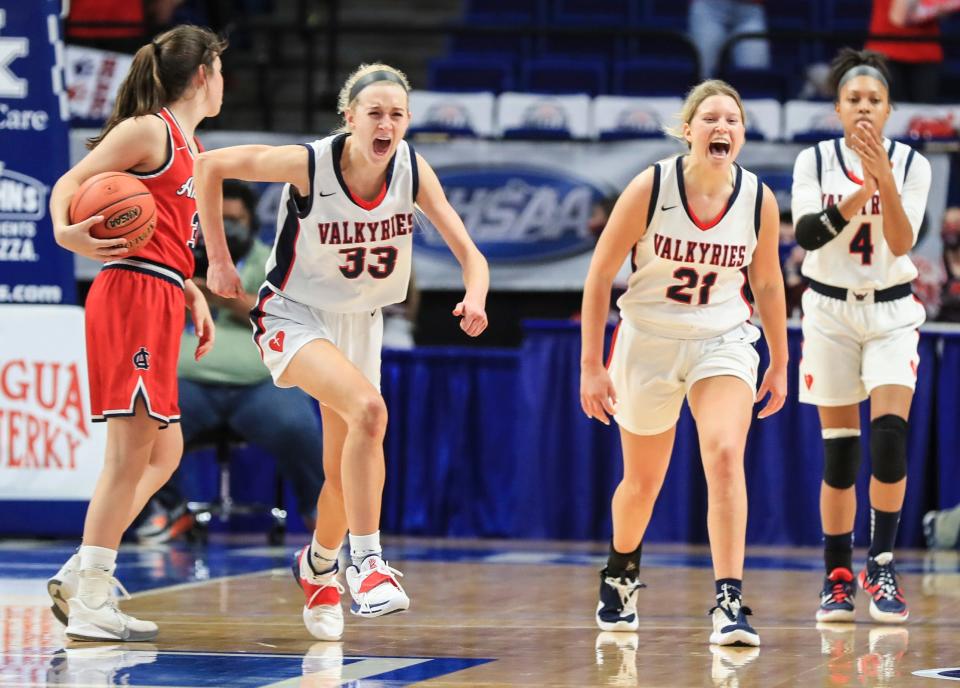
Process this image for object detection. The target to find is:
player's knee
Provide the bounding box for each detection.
[870,414,908,484]
[349,394,388,438]
[618,474,659,502]
[822,431,860,489]
[702,444,744,490]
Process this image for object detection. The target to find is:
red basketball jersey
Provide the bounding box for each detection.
[129,107,204,278]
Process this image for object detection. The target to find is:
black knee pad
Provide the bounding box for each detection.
[823,436,861,489]
[870,414,909,483]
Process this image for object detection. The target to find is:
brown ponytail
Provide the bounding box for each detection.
[88,25,227,149]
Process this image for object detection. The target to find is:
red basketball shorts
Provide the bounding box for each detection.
[85,259,185,426]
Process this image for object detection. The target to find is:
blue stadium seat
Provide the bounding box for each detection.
[626,34,701,79]
[643,0,688,30]
[523,57,607,95]
[722,67,787,101]
[464,0,543,23]
[428,56,515,93]
[550,0,635,26]
[823,0,869,32]
[448,32,532,61]
[538,33,624,62]
[613,59,697,97]
[766,0,818,30]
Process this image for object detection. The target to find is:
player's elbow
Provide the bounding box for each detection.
[194,152,224,184]
[795,209,843,251]
[889,239,912,258]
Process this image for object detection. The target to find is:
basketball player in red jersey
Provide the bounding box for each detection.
[45,25,225,642]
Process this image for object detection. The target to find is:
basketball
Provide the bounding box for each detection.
[69,171,157,253]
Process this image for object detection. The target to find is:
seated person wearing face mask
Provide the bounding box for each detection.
[136,180,325,542]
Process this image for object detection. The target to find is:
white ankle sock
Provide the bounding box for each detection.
[349,531,381,567]
[308,534,340,576]
[77,545,117,607]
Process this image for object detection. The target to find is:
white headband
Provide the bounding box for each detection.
[838,65,889,92]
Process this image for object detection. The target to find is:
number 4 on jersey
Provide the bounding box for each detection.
[849,222,874,266]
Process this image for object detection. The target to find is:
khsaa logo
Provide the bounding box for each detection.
[423,102,474,132]
[414,166,610,262]
[0,166,47,221]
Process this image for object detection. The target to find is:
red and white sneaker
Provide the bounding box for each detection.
[345,555,410,617]
[292,547,344,641]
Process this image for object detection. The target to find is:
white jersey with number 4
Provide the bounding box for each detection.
[617,155,762,339]
[263,133,419,313]
[791,137,931,290]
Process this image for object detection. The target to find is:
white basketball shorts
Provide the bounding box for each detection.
[607,319,761,436]
[250,287,384,390]
[799,289,925,406]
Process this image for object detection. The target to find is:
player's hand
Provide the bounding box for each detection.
[186,289,216,360]
[580,362,617,425]
[850,121,892,184]
[453,297,488,337]
[205,259,244,298]
[54,215,130,262]
[756,364,787,419]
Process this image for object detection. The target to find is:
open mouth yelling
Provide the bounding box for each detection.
[373,135,392,156]
[709,140,731,159]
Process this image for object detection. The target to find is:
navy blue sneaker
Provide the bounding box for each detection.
[709,591,760,647]
[595,568,645,632]
[817,567,856,622]
[858,552,909,623]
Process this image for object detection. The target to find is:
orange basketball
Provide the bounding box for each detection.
[69,171,157,254]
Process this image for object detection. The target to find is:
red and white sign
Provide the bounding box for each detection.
[0,305,105,499]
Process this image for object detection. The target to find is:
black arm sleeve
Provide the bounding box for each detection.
[794,205,847,250]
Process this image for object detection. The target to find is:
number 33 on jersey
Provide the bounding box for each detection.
[263,133,418,312]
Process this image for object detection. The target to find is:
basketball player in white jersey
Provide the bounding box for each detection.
[581,80,788,646]
[792,49,930,625]
[193,63,489,641]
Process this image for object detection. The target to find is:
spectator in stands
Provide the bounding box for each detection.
[778,209,805,317]
[136,181,324,542]
[67,0,146,53]
[937,206,960,321]
[867,0,949,102]
[688,0,771,78]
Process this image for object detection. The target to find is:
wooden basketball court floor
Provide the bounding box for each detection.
[1,537,959,687]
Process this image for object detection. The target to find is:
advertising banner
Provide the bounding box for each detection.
[0,0,75,304]
[0,305,105,500]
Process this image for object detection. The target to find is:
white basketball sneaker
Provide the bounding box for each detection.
[47,553,81,626]
[292,547,345,641]
[65,571,158,642]
[48,554,130,627]
[345,554,410,617]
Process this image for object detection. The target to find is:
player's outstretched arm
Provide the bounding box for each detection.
[194,144,309,297]
[49,116,166,261]
[579,167,653,425]
[414,153,489,337]
[748,184,788,419]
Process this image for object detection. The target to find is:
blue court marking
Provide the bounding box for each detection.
[913,667,960,681]
[14,649,492,687]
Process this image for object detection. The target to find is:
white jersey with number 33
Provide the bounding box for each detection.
[263,133,418,313]
[791,137,931,290]
[617,155,761,339]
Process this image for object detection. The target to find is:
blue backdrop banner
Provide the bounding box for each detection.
[2,322,957,547]
[0,0,75,304]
